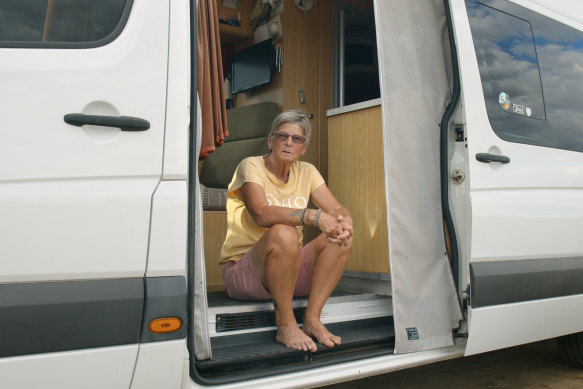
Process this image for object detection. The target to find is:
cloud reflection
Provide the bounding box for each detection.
[467,0,583,152]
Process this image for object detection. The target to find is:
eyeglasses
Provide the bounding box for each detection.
[272,132,306,145]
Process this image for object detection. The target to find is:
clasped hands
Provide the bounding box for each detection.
[318,213,353,247]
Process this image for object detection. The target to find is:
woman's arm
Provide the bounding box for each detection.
[241,182,349,242]
[311,184,352,225]
[241,182,308,228]
[310,184,353,244]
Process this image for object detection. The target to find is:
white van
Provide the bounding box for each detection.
[1,0,582,387]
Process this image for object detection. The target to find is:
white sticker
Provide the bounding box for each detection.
[513,103,524,114]
[525,107,532,117]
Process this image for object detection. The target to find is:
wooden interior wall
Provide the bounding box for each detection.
[318,0,334,182]
[328,105,389,273]
[204,211,228,291]
[282,0,321,168]
[233,71,284,109]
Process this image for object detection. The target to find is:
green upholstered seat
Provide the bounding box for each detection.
[200,102,280,209]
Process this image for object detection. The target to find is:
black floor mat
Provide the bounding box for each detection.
[196,317,395,374]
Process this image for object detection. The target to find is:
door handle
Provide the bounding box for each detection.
[475,153,510,164]
[64,113,150,132]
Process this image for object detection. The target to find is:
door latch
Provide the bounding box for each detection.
[451,169,465,184]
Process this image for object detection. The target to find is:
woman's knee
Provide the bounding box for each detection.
[265,224,300,253]
[328,238,352,263]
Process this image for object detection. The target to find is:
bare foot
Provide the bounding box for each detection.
[276,323,318,352]
[302,319,341,348]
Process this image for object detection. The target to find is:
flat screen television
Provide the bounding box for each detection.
[231,39,275,94]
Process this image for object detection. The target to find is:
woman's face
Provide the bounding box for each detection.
[268,122,307,163]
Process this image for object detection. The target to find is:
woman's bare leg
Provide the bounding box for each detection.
[302,234,351,347]
[250,224,317,352]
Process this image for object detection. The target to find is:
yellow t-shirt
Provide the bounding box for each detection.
[219,156,325,265]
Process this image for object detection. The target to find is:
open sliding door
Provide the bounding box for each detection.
[450,0,583,355]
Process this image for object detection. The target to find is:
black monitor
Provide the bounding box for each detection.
[231,39,275,94]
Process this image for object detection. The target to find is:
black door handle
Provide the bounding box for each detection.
[476,153,510,164]
[64,113,150,132]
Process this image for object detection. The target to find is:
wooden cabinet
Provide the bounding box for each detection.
[204,211,228,291]
[327,105,389,273]
[217,0,253,44]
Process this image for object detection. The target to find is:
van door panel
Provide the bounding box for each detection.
[0,0,170,386]
[0,0,169,281]
[450,0,583,355]
[0,346,138,389]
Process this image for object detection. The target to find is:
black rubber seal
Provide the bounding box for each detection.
[441,0,462,290]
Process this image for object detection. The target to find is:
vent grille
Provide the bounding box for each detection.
[216,307,306,332]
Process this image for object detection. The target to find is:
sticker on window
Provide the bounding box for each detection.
[498,92,511,110]
[499,92,533,117]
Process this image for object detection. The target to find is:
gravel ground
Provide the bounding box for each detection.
[319,339,583,388]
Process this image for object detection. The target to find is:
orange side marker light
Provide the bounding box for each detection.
[149,317,182,333]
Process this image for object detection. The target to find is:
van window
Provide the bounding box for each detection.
[333,2,380,107]
[466,0,583,153]
[0,0,129,47]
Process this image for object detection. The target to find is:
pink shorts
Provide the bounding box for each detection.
[222,243,313,301]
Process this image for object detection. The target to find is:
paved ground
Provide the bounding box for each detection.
[319,339,583,388]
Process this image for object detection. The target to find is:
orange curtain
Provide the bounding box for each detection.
[197,0,229,160]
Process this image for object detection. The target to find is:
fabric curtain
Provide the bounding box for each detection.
[197,0,229,160]
[374,0,463,353]
[193,97,213,360]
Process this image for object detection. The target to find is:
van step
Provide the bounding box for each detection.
[215,307,305,333]
[196,317,395,375]
[207,291,393,337]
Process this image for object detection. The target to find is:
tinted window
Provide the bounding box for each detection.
[334,5,380,107]
[0,0,128,46]
[466,0,583,153]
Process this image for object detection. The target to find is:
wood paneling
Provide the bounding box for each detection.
[204,211,228,290]
[318,0,334,182]
[233,68,284,109]
[282,0,320,168]
[328,105,389,273]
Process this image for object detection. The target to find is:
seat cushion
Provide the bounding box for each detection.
[200,137,269,189]
[224,102,279,142]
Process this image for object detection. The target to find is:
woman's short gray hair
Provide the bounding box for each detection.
[270,109,312,146]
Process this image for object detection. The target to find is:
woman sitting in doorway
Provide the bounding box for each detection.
[220,110,353,352]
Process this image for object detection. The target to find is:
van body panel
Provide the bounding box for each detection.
[0,278,143,358]
[0,0,170,283]
[130,340,187,389]
[470,257,583,307]
[0,0,171,381]
[0,345,138,389]
[450,0,583,354]
[466,294,583,355]
[470,189,583,262]
[509,0,583,29]
[146,180,188,278]
[0,178,156,282]
[163,0,190,180]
